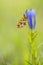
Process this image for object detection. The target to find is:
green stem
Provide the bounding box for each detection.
[30,30,38,65]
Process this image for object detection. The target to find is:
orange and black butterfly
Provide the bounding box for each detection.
[17,14,28,28]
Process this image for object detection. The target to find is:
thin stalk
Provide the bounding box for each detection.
[30,29,39,65]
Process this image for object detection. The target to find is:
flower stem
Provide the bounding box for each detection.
[29,30,40,65]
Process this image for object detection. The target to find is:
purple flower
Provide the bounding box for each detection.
[25,9,36,29]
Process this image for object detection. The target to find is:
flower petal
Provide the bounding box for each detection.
[25,9,36,29]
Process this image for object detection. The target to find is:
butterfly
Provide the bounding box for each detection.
[17,14,28,28]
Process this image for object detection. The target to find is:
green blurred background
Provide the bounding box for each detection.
[0,0,43,65]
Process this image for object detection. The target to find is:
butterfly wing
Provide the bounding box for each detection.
[17,14,27,28]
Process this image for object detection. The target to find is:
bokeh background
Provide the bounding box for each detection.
[0,0,43,65]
